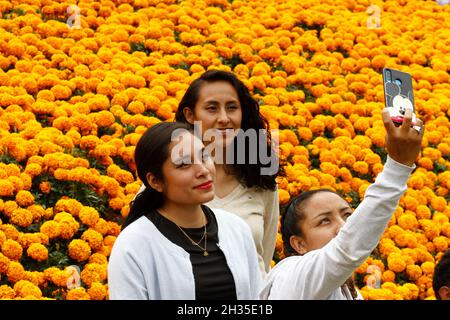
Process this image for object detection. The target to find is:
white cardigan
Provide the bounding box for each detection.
[108,208,262,300]
[134,184,279,277]
[260,156,414,300]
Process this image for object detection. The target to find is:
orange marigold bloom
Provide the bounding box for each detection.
[0,284,15,299]
[430,196,446,212]
[80,263,107,287]
[14,280,42,299]
[81,229,103,251]
[421,261,435,275]
[397,214,418,231]
[433,236,448,252]
[66,287,90,300]
[79,207,100,227]
[406,264,422,281]
[353,161,369,175]
[27,243,48,262]
[10,208,33,228]
[381,270,396,283]
[88,282,107,300]
[387,253,406,273]
[6,261,25,283]
[68,239,91,262]
[1,239,23,261]
[0,180,14,197]
[40,221,61,239]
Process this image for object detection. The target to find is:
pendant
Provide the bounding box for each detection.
[203,251,209,257]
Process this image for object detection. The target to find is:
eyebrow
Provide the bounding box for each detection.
[203,99,239,104]
[173,147,206,164]
[313,206,351,220]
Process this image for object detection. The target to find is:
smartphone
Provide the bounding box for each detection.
[382,68,417,126]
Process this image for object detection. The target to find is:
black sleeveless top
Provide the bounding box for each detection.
[145,205,237,300]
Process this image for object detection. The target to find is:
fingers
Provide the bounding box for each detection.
[401,108,413,132]
[382,108,396,135]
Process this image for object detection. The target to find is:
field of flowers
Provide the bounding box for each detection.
[0,0,449,300]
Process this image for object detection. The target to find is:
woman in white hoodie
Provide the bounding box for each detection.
[260,108,424,300]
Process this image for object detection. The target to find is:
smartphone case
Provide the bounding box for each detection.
[382,68,416,124]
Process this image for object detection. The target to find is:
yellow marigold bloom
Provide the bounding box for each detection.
[68,239,91,262]
[88,253,108,265]
[278,189,290,205]
[1,239,23,261]
[93,218,109,235]
[0,252,10,274]
[81,229,103,251]
[24,163,42,177]
[0,285,15,299]
[430,196,446,212]
[0,179,14,197]
[403,283,419,300]
[0,224,19,241]
[406,264,422,281]
[66,287,90,300]
[381,270,396,283]
[397,214,418,231]
[416,205,431,220]
[40,221,61,239]
[421,261,435,275]
[10,208,33,228]
[79,207,100,227]
[417,157,434,170]
[80,263,107,287]
[353,161,369,175]
[387,253,406,273]
[432,236,448,252]
[6,261,25,283]
[13,280,42,299]
[88,282,107,300]
[308,119,325,135]
[27,243,48,262]
[3,201,18,218]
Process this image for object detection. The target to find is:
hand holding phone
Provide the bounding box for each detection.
[382,68,420,131]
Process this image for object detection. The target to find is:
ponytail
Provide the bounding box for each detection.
[122,186,163,230]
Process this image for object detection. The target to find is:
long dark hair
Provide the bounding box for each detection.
[281,188,358,299]
[174,70,279,190]
[122,122,193,230]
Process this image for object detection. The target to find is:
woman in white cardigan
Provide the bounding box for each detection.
[108,122,261,300]
[260,108,424,300]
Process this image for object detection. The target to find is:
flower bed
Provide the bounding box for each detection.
[0,0,449,299]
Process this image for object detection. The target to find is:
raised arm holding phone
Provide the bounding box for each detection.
[260,106,424,300]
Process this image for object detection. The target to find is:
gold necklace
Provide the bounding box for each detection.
[159,208,209,257]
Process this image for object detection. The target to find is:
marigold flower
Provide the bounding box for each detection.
[79,207,100,227]
[421,261,435,275]
[387,253,406,273]
[14,280,42,299]
[66,287,90,300]
[80,263,107,287]
[40,221,61,239]
[88,282,107,300]
[1,239,23,261]
[81,229,103,251]
[397,214,418,231]
[406,264,422,281]
[68,239,91,262]
[27,243,48,262]
[6,261,25,283]
[10,208,33,228]
[0,285,15,299]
